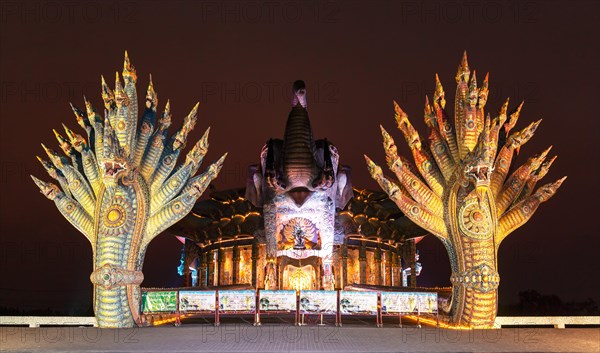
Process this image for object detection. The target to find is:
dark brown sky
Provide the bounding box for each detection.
[1,0,598,313]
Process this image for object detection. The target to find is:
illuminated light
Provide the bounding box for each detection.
[151,314,191,326]
[192,211,261,220]
[209,196,250,205]
[404,315,472,330]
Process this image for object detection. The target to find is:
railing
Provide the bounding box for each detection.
[494,316,600,329]
[1,315,598,328]
[139,288,439,327]
[0,316,97,327]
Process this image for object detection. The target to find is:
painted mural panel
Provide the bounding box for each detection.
[259,290,297,311]
[179,291,216,313]
[339,291,377,315]
[141,291,177,313]
[299,290,337,314]
[219,290,256,312]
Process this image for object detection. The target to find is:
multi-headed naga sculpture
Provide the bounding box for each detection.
[365,52,565,328]
[31,52,226,328]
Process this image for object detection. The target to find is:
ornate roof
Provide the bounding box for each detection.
[169,188,262,244]
[339,188,427,242]
[168,188,426,245]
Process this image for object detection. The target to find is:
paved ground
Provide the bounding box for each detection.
[2,321,599,353]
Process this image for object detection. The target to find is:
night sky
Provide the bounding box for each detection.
[1,0,598,314]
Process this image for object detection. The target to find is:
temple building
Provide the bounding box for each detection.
[169,81,426,291]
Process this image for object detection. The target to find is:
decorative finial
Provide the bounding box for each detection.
[291,80,307,108]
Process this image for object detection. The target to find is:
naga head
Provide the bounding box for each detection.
[63,124,87,153]
[467,70,479,107]
[114,72,129,108]
[31,175,61,200]
[145,76,157,110]
[462,116,494,198]
[185,127,209,167]
[157,100,172,132]
[534,155,557,182]
[364,154,403,200]
[506,119,541,153]
[463,152,493,196]
[122,51,137,84]
[434,73,446,109]
[36,156,60,180]
[69,102,91,133]
[504,101,524,136]
[101,75,115,110]
[380,125,399,168]
[394,101,422,150]
[534,176,566,202]
[186,153,227,198]
[53,129,73,157]
[101,118,129,186]
[477,73,490,110]
[455,51,470,84]
[529,146,553,172]
[139,79,158,135]
[172,103,198,151]
[41,143,68,169]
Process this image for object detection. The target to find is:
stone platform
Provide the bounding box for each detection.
[1,323,598,352]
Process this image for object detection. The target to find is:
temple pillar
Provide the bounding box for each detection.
[183,266,190,287]
[341,240,348,289]
[232,242,240,284]
[397,247,404,287]
[317,258,323,290]
[408,240,417,287]
[374,246,382,285]
[199,250,208,287]
[182,242,191,287]
[323,257,334,291]
[277,257,283,290]
[391,248,400,287]
[207,250,215,286]
[217,248,224,286]
[331,245,341,289]
[251,240,259,288]
[384,249,392,286]
[359,241,367,284]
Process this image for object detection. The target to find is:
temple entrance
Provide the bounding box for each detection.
[278,256,320,291]
[282,264,317,291]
